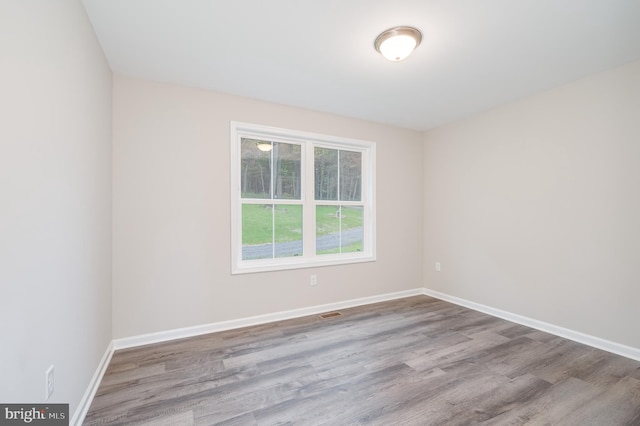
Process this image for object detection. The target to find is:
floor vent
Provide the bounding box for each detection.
[319,312,342,319]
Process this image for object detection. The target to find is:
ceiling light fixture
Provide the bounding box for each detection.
[257,142,272,152]
[374,26,422,62]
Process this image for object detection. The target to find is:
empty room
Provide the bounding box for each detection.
[2,0,640,425]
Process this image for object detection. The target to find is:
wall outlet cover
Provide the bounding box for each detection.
[46,365,54,400]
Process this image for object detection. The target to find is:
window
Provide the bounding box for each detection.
[230,122,376,274]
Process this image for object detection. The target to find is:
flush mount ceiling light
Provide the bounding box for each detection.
[256,142,272,152]
[374,26,422,62]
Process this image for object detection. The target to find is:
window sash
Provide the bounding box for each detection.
[231,121,376,274]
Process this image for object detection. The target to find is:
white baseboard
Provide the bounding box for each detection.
[71,341,114,426]
[78,287,640,424]
[422,287,640,362]
[113,286,640,361]
[113,288,424,350]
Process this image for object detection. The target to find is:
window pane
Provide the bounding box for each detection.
[316,205,340,253]
[273,142,301,200]
[242,204,303,260]
[339,150,362,201]
[241,138,271,199]
[314,147,338,200]
[315,205,364,254]
[341,206,363,253]
[242,203,273,260]
[274,204,303,258]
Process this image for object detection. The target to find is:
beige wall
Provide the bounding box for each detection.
[424,60,640,348]
[0,0,112,415]
[112,75,423,338]
[3,1,638,416]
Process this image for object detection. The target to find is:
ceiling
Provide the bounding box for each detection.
[82,0,640,131]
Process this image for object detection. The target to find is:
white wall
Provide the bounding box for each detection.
[424,60,640,349]
[112,75,423,338]
[0,0,112,415]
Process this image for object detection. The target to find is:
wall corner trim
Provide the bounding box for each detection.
[71,341,115,426]
[421,288,640,362]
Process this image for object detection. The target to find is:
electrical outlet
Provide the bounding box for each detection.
[46,365,54,400]
[435,262,441,272]
[310,274,318,286]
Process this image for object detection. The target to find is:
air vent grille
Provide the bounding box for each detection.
[319,312,342,319]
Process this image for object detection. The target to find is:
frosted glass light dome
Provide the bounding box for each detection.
[374,26,422,62]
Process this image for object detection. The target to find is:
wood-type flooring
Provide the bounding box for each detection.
[84,296,640,425]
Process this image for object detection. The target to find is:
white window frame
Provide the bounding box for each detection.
[230,121,376,274]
